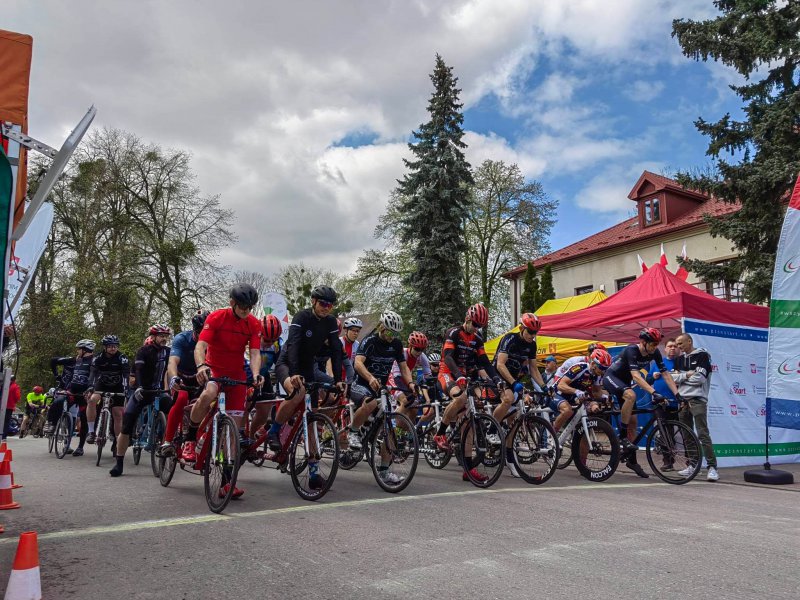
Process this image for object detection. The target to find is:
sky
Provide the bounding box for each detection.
[5,0,744,277]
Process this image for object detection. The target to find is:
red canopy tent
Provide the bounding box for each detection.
[539,263,769,342]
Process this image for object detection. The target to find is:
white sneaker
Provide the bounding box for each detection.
[677,465,695,477]
[706,467,720,481]
[381,471,404,484]
[347,431,362,450]
[507,461,521,478]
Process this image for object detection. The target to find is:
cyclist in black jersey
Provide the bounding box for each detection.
[602,327,680,477]
[46,339,96,455]
[493,313,546,424]
[86,335,130,444]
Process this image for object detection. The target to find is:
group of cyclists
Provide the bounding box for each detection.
[36,281,704,509]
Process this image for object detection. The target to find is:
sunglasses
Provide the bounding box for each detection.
[471,321,483,328]
[316,300,334,309]
[236,304,255,311]
[381,329,395,338]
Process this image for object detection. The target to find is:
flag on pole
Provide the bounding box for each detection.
[659,243,668,266]
[676,242,689,280]
[637,254,648,274]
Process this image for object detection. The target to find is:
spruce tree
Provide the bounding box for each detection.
[520,263,540,314]
[539,265,556,306]
[672,1,800,303]
[396,55,473,342]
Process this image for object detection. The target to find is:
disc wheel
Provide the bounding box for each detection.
[421,426,451,469]
[460,413,505,488]
[203,415,241,514]
[645,420,702,484]
[290,413,339,501]
[573,417,620,482]
[509,414,559,485]
[150,411,167,477]
[55,414,72,459]
[369,413,418,493]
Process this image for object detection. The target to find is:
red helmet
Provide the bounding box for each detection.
[33,386,43,394]
[587,342,607,353]
[148,324,171,336]
[262,314,282,342]
[590,349,612,369]
[519,313,541,333]
[639,327,663,344]
[408,331,429,350]
[466,303,489,328]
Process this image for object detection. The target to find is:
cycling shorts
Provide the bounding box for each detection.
[350,383,376,409]
[122,389,172,436]
[24,404,41,417]
[602,373,631,403]
[437,373,463,395]
[548,394,572,413]
[94,384,127,408]
[207,377,247,417]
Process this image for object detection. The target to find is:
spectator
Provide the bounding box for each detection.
[673,333,718,482]
[649,338,680,405]
[2,375,21,441]
[542,355,558,389]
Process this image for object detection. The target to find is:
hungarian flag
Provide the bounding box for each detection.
[660,243,668,266]
[637,254,648,274]
[675,243,689,280]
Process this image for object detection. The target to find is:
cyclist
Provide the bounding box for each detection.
[247,314,284,444]
[161,310,209,459]
[383,329,429,428]
[86,335,130,444]
[494,313,545,424]
[346,311,414,483]
[434,303,497,482]
[19,385,46,437]
[110,325,172,477]
[602,328,679,478]
[340,317,362,382]
[268,285,344,490]
[553,348,611,430]
[314,319,352,385]
[553,343,607,384]
[47,339,95,456]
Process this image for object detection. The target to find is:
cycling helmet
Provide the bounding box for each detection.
[343,317,363,330]
[428,352,441,364]
[76,339,96,351]
[101,334,120,347]
[519,313,541,332]
[466,303,489,328]
[33,386,43,394]
[408,331,429,350]
[191,310,211,334]
[230,283,259,307]
[590,349,612,369]
[379,310,403,332]
[311,285,337,304]
[639,327,663,344]
[587,342,607,353]
[148,324,172,336]
[261,314,283,342]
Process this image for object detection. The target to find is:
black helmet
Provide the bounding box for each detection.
[191,310,211,334]
[101,334,120,347]
[230,283,259,307]
[311,285,337,304]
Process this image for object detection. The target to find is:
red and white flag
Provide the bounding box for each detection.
[660,243,668,266]
[637,254,648,274]
[675,242,689,280]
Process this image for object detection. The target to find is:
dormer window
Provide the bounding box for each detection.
[643,196,661,226]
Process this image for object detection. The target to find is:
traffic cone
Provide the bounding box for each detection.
[3,531,41,600]
[0,441,7,462]
[4,452,21,489]
[0,458,19,509]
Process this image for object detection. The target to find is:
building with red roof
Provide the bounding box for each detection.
[504,170,743,317]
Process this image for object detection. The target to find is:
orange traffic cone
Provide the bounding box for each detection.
[0,441,7,462]
[4,451,21,489]
[3,531,42,600]
[0,458,19,510]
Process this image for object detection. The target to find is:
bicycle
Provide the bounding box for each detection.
[416,393,453,470]
[532,393,620,482]
[335,386,419,493]
[30,405,48,438]
[242,381,340,501]
[94,391,127,466]
[130,389,168,477]
[54,393,80,459]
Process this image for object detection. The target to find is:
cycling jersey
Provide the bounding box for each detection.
[50,356,78,390]
[354,333,405,388]
[170,330,199,378]
[89,352,130,390]
[339,336,359,382]
[340,336,359,361]
[493,332,537,381]
[605,344,667,386]
[50,356,93,396]
[279,308,342,382]
[199,308,261,374]
[134,344,169,391]
[556,362,599,397]
[439,326,493,379]
[25,392,46,408]
[388,349,431,391]
[554,356,586,382]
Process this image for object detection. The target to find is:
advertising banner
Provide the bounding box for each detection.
[5,202,53,323]
[685,318,800,467]
[262,292,289,344]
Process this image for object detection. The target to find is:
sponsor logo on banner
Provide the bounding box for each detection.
[752,385,766,395]
[708,404,725,416]
[750,364,765,374]
[730,404,738,416]
[783,254,800,273]
[726,362,743,373]
[729,382,747,396]
[759,404,767,417]
[711,363,719,373]
[777,355,800,375]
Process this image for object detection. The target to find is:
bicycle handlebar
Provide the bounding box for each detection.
[208,377,248,387]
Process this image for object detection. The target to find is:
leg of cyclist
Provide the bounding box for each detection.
[549,396,574,433]
[161,390,188,456]
[110,390,150,477]
[394,391,417,428]
[44,393,65,435]
[266,363,306,451]
[434,375,465,451]
[86,392,100,444]
[183,382,220,462]
[73,402,89,457]
[346,384,375,449]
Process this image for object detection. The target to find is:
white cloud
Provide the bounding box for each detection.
[629,80,666,102]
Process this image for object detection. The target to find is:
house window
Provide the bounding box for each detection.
[692,259,746,302]
[575,285,593,295]
[643,197,661,226]
[616,276,636,291]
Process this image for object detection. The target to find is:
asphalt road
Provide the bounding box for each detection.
[1,436,798,599]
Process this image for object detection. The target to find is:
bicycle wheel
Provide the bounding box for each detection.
[159,441,179,487]
[369,413,418,493]
[95,410,109,466]
[421,426,451,469]
[510,415,559,485]
[460,413,505,488]
[645,420,702,484]
[556,434,573,469]
[132,411,145,465]
[47,429,55,453]
[150,411,167,477]
[573,417,620,482]
[55,414,72,459]
[203,415,241,513]
[290,413,339,501]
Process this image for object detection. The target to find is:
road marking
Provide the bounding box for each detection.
[0,481,667,545]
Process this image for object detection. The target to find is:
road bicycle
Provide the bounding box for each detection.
[242,381,341,501]
[416,394,453,470]
[94,391,126,466]
[130,390,168,477]
[54,393,80,459]
[335,386,419,493]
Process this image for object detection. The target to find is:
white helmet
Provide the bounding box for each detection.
[343,317,363,330]
[76,339,96,351]
[379,311,403,333]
